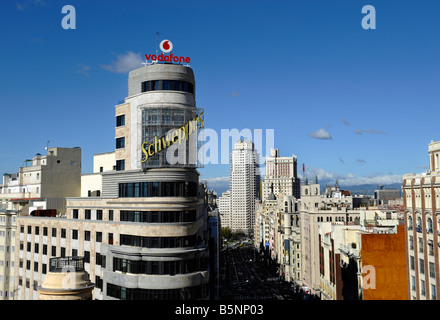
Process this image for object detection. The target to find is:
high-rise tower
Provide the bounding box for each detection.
[229,139,259,235]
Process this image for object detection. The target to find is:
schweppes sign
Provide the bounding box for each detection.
[141,112,204,164]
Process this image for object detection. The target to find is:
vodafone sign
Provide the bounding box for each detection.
[145,39,191,64]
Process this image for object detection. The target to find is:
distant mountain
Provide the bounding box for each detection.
[339,183,403,196]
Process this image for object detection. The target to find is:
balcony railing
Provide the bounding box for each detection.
[49,256,85,273]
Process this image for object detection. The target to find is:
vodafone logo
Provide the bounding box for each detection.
[145,39,191,64]
[160,39,173,53]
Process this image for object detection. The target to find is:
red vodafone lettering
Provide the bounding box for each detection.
[145,53,190,64]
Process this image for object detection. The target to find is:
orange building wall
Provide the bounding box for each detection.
[360,225,408,300]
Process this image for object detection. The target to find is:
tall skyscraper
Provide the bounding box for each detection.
[14,52,210,300]
[229,139,259,235]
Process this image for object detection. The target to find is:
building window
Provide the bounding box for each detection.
[116,159,125,171]
[84,251,90,263]
[141,80,194,94]
[116,114,125,127]
[85,231,91,241]
[109,210,114,221]
[119,234,196,249]
[85,210,91,220]
[119,210,196,223]
[43,227,48,236]
[420,259,425,274]
[72,230,78,240]
[116,137,125,149]
[429,241,434,256]
[432,284,436,300]
[97,210,103,220]
[72,209,79,219]
[61,229,66,239]
[118,181,197,198]
[429,262,436,278]
[96,232,102,243]
[421,280,426,296]
[428,217,433,233]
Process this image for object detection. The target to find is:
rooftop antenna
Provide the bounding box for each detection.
[155,31,161,56]
[45,140,51,151]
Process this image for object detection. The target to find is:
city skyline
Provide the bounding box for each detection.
[1,0,439,194]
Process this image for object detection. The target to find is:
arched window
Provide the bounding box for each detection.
[427,218,433,232]
[416,217,422,232]
[408,216,413,229]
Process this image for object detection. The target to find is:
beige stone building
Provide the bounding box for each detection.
[1,147,81,300]
[300,182,360,297]
[403,140,440,300]
[0,210,16,299]
[262,148,300,201]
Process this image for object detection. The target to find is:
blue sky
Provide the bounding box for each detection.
[1,0,439,194]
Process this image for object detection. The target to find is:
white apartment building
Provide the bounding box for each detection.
[0,147,81,300]
[0,147,81,216]
[229,139,259,235]
[300,182,360,297]
[0,210,16,300]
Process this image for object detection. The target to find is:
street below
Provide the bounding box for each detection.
[220,240,302,300]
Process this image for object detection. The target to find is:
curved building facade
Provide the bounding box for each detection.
[14,61,210,300]
[100,62,209,300]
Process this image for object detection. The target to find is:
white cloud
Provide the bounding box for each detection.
[100,51,144,74]
[76,63,91,77]
[200,176,230,192]
[308,128,332,140]
[16,0,46,10]
[230,90,240,98]
[339,174,403,186]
